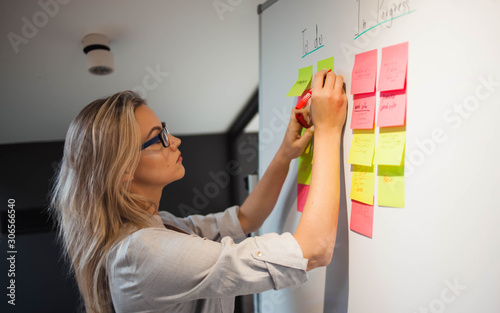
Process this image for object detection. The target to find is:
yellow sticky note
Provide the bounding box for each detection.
[317,57,334,72]
[348,129,375,166]
[297,129,313,185]
[378,164,405,208]
[287,66,313,97]
[373,126,406,165]
[351,165,374,205]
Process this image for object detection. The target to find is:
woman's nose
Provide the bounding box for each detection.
[169,134,181,149]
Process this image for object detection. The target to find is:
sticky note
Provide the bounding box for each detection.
[317,57,334,72]
[297,129,313,185]
[287,66,313,97]
[348,129,375,166]
[378,42,408,92]
[351,93,376,129]
[351,49,377,95]
[350,165,375,205]
[297,183,310,212]
[350,199,374,238]
[378,164,405,208]
[373,126,406,166]
[377,89,407,127]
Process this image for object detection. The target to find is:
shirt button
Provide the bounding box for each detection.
[256,251,262,257]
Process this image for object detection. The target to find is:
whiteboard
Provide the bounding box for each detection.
[258,0,500,312]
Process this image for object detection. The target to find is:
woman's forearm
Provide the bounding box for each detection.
[237,149,291,234]
[293,128,341,271]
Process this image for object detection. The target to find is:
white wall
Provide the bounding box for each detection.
[258,0,500,312]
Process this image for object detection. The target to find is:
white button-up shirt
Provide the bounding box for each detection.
[107,206,308,313]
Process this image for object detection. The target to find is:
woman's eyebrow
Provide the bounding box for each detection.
[146,125,162,139]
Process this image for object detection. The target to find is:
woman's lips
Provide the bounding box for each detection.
[177,154,182,163]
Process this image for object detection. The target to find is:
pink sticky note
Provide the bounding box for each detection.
[350,199,374,238]
[351,93,376,129]
[378,42,408,92]
[351,49,377,95]
[377,89,407,127]
[297,183,310,212]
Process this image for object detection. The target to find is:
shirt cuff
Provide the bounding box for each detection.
[252,232,308,290]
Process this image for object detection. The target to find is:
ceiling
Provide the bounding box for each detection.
[0,0,264,145]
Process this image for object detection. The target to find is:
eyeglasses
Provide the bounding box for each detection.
[141,122,170,150]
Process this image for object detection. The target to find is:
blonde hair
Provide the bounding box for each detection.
[50,91,157,313]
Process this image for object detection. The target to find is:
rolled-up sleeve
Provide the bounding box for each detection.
[110,228,308,309]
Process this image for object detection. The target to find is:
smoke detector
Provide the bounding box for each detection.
[82,33,114,75]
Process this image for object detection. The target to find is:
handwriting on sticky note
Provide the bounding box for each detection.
[378,42,408,92]
[377,89,406,127]
[287,66,313,97]
[317,56,334,72]
[348,129,375,166]
[351,165,374,205]
[297,183,310,212]
[350,199,374,238]
[378,164,405,208]
[351,49,377,95]
[373,126,406,166]
[351,93,376,129]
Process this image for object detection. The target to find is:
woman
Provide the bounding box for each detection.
[50,69,347,313]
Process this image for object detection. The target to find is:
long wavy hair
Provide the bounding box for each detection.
[50,91,157,313]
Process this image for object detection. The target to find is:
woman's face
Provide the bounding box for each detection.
[131,105,185,192]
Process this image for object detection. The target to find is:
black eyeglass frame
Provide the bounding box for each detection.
[141,122,170,150]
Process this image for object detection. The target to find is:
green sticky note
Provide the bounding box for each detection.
[378,163,405,208]
[348,129,375,166]
[350,164,374,205]
[297,129,313,185]
[287,66,313,97]
[317,56,334,72]
[373,126,406,166]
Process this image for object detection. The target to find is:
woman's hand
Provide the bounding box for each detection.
[310,70,347,134]
[276,69,347,162]
[277,105,315,162]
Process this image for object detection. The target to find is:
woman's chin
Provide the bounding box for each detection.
[173,167,186,182]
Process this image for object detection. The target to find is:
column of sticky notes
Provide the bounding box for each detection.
[349,42,408,238]
[286,57,334,212]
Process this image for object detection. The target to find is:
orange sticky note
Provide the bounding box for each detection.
[377,89,407,127]
[350,199,374,238]
[351,92,376,129]
[378,42,408,92]
[297,183,310,212]
[351,49,377,95]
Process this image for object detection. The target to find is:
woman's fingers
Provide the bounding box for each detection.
[323,70,336,90]
[312,69,328,91]
[333,74,344,94]
[292,103,311,129]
